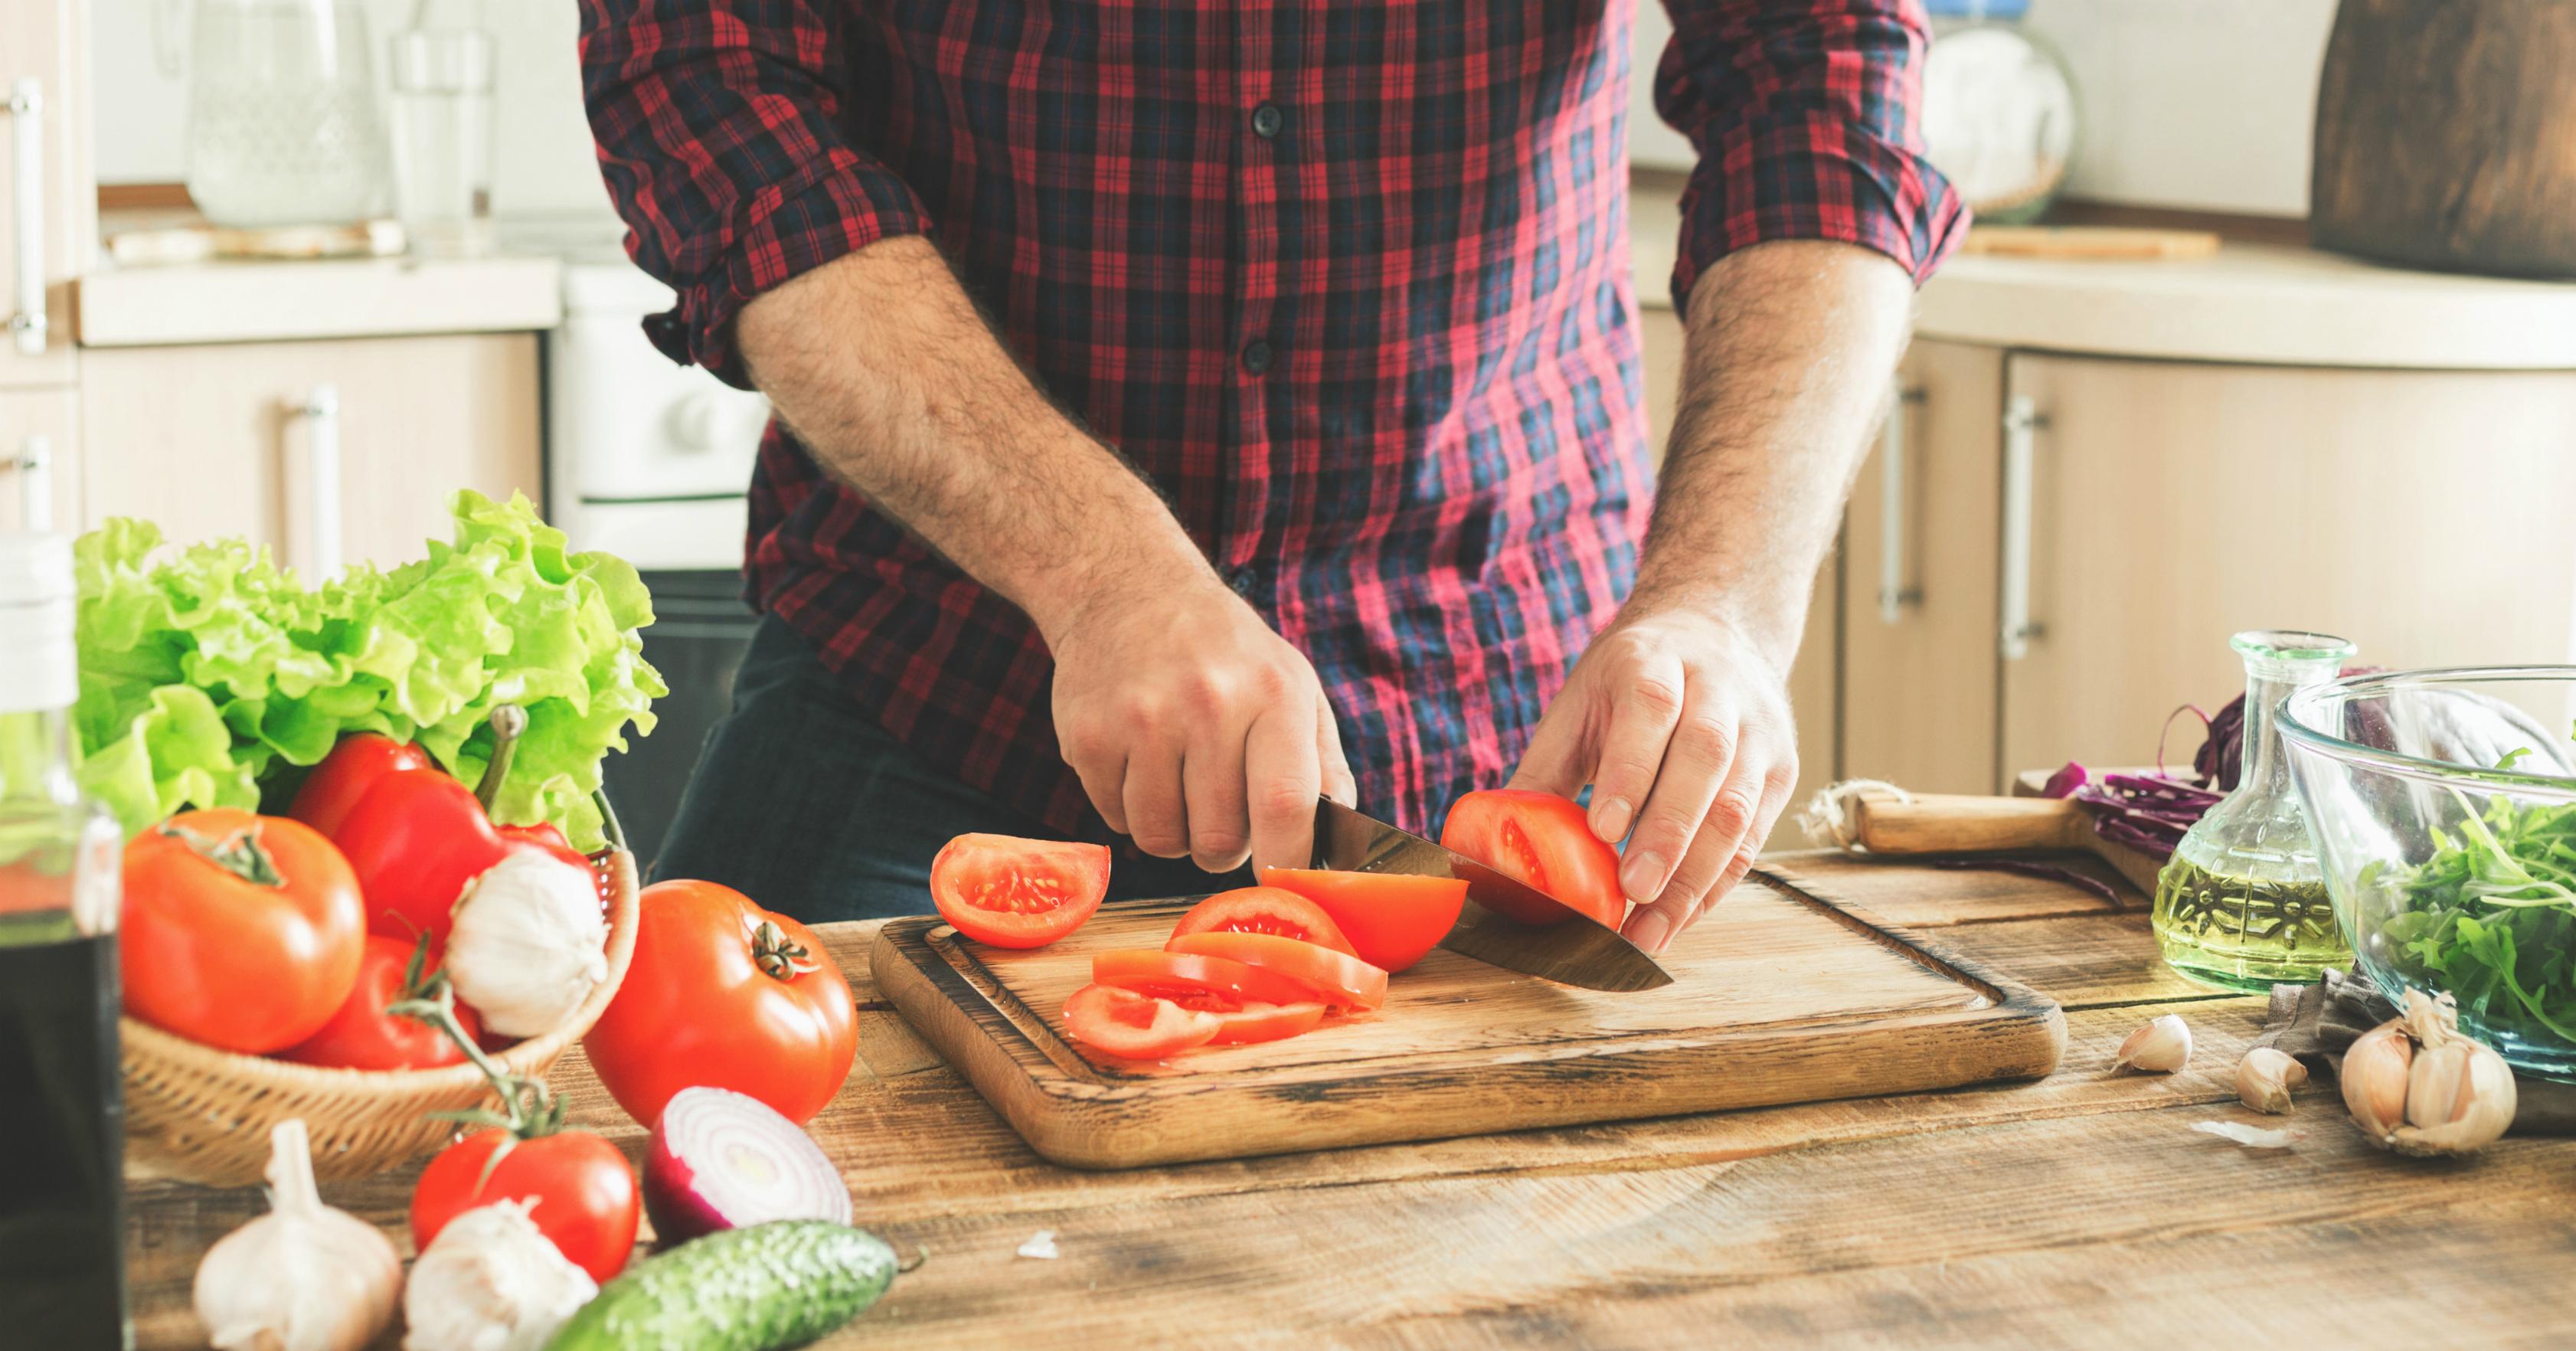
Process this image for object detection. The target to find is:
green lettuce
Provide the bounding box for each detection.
[71,492,665,851]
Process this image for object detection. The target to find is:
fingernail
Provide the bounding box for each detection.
[1627,910,1672,954]
[1620,850,1666,902]
[1592,795,1634,842]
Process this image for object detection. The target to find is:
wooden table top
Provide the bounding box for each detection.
[124,852,2576,1349]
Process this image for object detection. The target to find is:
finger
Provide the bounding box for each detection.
[1626,730,1778,950]
[1621,804,1732,953]
[1698,742,1802,907]
[1058,717,1133,834]
[1314,688,1357,809]
[1121,738,1192,859]
[1246,692,1323,876]
[1505,674,1599,801]
[1581,654,1689,847]
[1181,712,1254,874]
[1616,692,1737,906]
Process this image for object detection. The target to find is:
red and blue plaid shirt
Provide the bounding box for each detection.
[581,0,1963,840]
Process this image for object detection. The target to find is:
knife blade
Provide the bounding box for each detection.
[1308,797,1673,992]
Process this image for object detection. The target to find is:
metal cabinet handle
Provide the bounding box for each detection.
[1999,394,2048,659]
[298,384,344,575]
[14,433,47,531]
[1878,383,1926,625]
[8,78,44,358]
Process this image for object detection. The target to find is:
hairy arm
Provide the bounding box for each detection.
[735,236,1355,871]
[1512,239,1912,948]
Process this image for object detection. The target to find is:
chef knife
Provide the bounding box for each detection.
[1309,797,1673,992]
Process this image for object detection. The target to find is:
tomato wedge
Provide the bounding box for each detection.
[1185,996,1326,1045]
[1091,948,1319,1008]
[1258,867,1466,973]
[1061,983,1221,1058]
[1165,931,1388,1010]
[1440,789,1628,929]
[1169,886,1358,956]
[930,834,1111,948]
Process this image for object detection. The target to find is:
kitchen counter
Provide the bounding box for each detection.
[119,855,2576,1347]
[74,253,562,348]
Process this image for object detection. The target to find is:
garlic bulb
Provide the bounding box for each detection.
[447,849,610,1037]
[2343,990,2517,1157]
[403,1199,599,1351]
[2111,1014,2192,1073]
[2235,1048,2308,1114]
[193,1118,400,1351]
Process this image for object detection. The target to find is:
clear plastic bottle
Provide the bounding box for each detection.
[0,530,130,1348]
[2150,630,2357,992]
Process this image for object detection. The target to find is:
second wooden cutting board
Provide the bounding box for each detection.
[873,872,2065,1169]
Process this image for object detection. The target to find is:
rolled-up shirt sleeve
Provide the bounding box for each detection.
[580,0,933,386]
[1654,0,1967,314]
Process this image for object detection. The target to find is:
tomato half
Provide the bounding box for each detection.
[929,833,1111,948]
[410,1128,640,1284]
[1091,948,1321,1008]
[1258,868,1467,973]
[583,879,858,1128]
[1440,789,1629,929]
[1165,931,1389,1010]
[1169,886,1358,956]
[120,810,365,1055]
[286,733,434,839]
[276,934,483,1071]
[1061,983,1222,1058]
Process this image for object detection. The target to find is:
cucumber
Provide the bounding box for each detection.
[545,1221,900,1351]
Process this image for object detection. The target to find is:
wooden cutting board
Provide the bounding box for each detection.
[871,873,2065,1169]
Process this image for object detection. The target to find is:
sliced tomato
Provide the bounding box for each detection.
[1061,983,1221,1058]
[1091,948,1321,1008]
[1440,789,1628,929]
[1183,996,1326,1045]
[1165,931,1388,1010]
[1258,867,1466,973]
[929,834,1111,949]
[1168,886,1358,956]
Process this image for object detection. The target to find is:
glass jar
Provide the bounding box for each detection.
[175,0,387,227]
[2151,630,2359,991]
[1921,0,2081,224]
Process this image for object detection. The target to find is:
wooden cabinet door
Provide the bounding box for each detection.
[0,0,90,389]
[1998,353,2576,775]
[80,334,540,571]
[1636,303,1841,823]
[1840,339,2005,794]
[0,384,77,530]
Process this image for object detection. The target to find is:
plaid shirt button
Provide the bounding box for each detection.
[1241,340,1274,375]
[1250,103,1284,139]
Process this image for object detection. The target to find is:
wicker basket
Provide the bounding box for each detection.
[121,849,642,1188]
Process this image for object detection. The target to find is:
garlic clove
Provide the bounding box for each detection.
[2234,1047,2307,1114]
[2111,1014,2192,1073]
[2341,1017,2414,1143]
[2389,1031,2517,1158]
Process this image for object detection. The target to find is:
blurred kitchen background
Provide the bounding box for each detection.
[9,0,2572,869]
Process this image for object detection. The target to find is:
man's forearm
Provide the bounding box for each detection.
[734,235,1219,640]
[1648,240,1916,662]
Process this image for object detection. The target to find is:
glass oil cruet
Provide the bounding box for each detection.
[2151,630,2359,992]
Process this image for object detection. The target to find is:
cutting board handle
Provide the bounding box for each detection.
[1849,791,2092,855]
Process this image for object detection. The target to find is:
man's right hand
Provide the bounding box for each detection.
[737,236,1352,877]
[1044,574,1356,878]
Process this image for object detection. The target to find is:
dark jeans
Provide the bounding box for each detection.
[655,615,1251,925]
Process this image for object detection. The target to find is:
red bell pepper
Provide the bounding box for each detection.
[288,733,434,838]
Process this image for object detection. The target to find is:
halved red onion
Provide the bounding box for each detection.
[643,1085,852,1243]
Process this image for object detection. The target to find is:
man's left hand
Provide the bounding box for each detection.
[1509,602,1799,954]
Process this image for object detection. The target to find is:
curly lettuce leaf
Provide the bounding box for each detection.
[70,492,662,850]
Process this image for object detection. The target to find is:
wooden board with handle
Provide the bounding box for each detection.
[871,874,2064,1169]
[1825,787,2170,898]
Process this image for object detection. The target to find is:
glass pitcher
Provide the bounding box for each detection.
[156,0,387,227]
[2150,630,2359,992]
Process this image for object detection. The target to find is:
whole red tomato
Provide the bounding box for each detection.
[275,934,483,1071]
[584,881,857,1127]
[122,810,365,1054]
[410,1128,639,1284]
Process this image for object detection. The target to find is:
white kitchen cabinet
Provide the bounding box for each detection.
[1,0,93,390]
[80,334,542,572]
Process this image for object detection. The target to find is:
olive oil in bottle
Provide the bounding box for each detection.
[2150,630,2356,992]
[0,532,131,1349]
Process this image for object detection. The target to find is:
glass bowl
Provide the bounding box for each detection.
[2280,666,2576,1080]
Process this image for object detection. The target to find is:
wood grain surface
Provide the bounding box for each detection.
[119,852,2576,1349]
[874,876,2066,1168]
